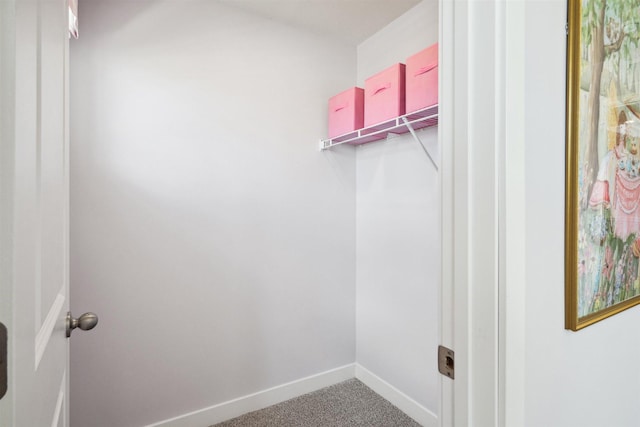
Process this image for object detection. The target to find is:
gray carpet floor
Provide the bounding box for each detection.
[210,378,421,427]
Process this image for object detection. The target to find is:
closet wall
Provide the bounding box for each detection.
[69,2,357,426]
[70,0,440,425]
[356,0,440,413]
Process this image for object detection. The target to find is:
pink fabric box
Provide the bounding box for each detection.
[364,63,406,127]
[406,44,438,113]
[328,87,364,138]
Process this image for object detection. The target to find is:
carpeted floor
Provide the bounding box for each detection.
[210,378,421,427]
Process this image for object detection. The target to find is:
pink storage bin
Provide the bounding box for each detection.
[364,63,406,127]
[406,43,438,113]
[328,87,364,138]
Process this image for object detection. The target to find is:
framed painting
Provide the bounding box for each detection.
[566,0,640,330]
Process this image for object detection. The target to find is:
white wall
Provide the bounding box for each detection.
[355,0,440,413]
[522,1,640,426]
[69,2,357,426]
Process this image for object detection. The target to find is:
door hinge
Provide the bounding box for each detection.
[0,322,7,400]
[438,345,454,379]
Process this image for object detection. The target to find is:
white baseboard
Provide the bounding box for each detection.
[355,363,438,427]
[147,363,437,427]
[146,364,356,427]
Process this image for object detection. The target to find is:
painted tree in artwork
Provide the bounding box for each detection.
[582,0,640,207]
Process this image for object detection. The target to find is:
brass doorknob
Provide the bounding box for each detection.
[66,312,98,338]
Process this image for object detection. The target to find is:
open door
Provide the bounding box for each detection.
[0,0,93,425]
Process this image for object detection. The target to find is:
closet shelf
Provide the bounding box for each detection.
[319,104,438,150]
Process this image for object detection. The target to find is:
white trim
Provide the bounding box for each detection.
[355,364,437,427]
[0,2,16,427]
[146,364,356,427]
[438,0,455,425]
[51,373,65,427]
[35,292,65,369]
[449,0,472,426]
[501,1,526,426]
[34,0,43,331]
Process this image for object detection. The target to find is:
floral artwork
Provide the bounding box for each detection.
[566,0,640,330]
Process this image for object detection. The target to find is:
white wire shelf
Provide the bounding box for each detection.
[319,104,438,150]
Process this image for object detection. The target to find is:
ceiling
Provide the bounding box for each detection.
[218,0,422,45]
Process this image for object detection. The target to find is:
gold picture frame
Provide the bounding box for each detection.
[566,0,640,330]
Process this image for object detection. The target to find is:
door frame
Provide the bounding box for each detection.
[438,1,456,425]
[439,1,526,426]
[0,1,17,423]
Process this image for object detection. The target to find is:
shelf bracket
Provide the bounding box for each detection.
[401,117,438,170]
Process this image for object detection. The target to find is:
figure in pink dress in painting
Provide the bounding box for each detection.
[589,111,628,213]
[588,110,640,242]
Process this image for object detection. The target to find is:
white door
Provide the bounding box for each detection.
[1,0,77,426]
